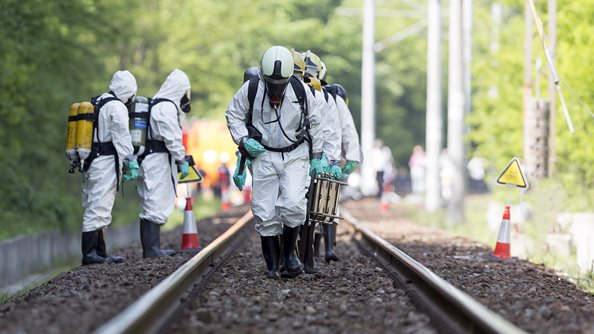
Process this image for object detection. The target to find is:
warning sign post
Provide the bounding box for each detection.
[496,158,527,188]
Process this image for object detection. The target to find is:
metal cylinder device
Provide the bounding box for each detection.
[75,101,95,168]
[129,96,149,156]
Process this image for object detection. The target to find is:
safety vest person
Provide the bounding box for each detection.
[81,70,140,265]
[226,46,325,279]
[137,69,191,258]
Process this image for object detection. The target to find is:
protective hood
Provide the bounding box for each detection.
[108,70,137,103]
[153,69,191,106]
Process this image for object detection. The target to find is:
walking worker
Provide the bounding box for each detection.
[297,50,341,273]
[137,69,191,258]
[319,81,363,264]
[81,70,140,265]
[225,46,325,279]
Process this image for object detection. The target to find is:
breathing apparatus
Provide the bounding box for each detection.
[260,46,294,108]
[180,89,191,113]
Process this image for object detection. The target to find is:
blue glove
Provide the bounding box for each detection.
[123,159,140,182]
[233,153,247,191]
[178,160,190,179]
[242,138,266,158]
[342,160,359,175]
[329,165,343,180]
[310,155,329,177]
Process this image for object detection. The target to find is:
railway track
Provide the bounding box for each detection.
[94,207,525,334]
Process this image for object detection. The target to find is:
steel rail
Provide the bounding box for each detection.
[341,208,525,334]
[94,210,254,334]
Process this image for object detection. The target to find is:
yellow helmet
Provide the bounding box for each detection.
[291,49,305,80]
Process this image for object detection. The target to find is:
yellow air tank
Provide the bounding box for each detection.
[76,101,95,169]
[66,103,79,161]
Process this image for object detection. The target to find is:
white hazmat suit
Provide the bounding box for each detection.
[226,79,323,237]
[320,90,342,163]
[335,95,362,164]
[138,69,189,225]
[82,70,136,232]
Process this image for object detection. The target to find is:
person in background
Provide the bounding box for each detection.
[371,140,392,198]
[408,145,426,195]
[467,153,488,194]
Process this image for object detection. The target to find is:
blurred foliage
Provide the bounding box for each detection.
[1,0,593,240]
[468,0,594,210]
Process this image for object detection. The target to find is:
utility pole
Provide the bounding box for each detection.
[523,0,550,180]
[447,0,465,223]
[360,0,376,196]
[463,0,472,117]
[547,0,557,175]
[425,0,442,212]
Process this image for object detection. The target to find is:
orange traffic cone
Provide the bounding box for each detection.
[221,182,231,211]
[181,197,200,250]
[380,182,390,212]
[492,205,511,259]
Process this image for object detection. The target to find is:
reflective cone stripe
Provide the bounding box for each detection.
[181,197,200,249]
[492,205,511,258]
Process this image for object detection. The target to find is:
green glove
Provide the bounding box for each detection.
[178,160,190,179]
[233,154,247,191]
[329,165,343,179]
[123,159,140,182]
[310,156,329,177]
[342,160,359,175]
[242,138,266,158]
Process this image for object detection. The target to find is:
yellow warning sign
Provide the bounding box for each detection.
[178,166,203,184]
[496,158,527,188]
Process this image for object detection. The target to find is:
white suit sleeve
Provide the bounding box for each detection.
[153,106,186,162]
[322,97,342,162]
[108,102,134,161]
[225,83,250,145]
[305,86,323,154]
[336,96,362,163]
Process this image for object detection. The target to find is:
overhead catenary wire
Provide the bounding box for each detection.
[525,0,593,133]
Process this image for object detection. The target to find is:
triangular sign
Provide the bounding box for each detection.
[178,166,203,184]
[496,158,527,188]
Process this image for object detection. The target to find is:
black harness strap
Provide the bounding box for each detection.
[139,97,179,195]
[244,75,310,155]
[83,93,122,190]
[261,138,305,153]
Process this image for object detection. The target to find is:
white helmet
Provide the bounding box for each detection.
[260,46,294,106]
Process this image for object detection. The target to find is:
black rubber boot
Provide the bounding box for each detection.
[97,229,124,263]
[303,244,319,274]
[313,233,322,260]
[303,230,319,274]
[324,223,339,263]
[82,231,106,265]
[140,219,176,258]
[280,226,303,278]
[260,236,280,279]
